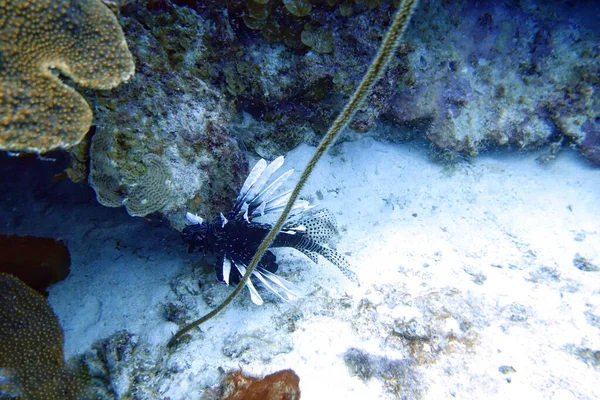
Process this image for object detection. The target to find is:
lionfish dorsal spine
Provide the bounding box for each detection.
[220,213,228,227]
[250,169,294,207]
[237,158,267,203]
[243,156,285,201]
[240,202,250,222]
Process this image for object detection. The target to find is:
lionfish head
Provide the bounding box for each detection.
[181,213,211,252]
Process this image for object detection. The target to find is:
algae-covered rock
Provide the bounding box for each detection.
[87,5,247,228]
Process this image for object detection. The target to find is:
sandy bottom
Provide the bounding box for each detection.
[3,137,599,399]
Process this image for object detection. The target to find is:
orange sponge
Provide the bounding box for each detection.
[0,235,70,295]
[220,369,301,400]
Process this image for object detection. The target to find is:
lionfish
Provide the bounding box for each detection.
[182,156,358,305]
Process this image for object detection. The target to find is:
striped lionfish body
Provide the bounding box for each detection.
[182,156,358,305]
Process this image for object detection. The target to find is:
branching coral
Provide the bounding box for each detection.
[0,0,134,153]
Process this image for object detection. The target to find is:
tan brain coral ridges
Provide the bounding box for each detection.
[0,0,134,153]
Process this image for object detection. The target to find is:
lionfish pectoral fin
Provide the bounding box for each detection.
[298,248,319,264]
[296,209,339,243]
[233,261,264,305]
[222,257,232,286]
[246,279,264,305]
[254,267,303,301]
[319,247,360,286]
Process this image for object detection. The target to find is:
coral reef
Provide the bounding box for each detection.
[103,0,599,164]
[89,133,173,217]
[349,284,483,365]
[0,0,134,153]
[0,235,70,295]
[0,273,87,399]
[82,330,146,399]
[77,0,598,227]
[399,1,600,159]
[77,330,300,399]
[564,344,600,370]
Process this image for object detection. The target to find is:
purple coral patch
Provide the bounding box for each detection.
[580,120,600,166]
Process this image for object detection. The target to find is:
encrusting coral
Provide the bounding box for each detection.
[0,272,87,400]
[0,0,134,153]
[85,4,248,226]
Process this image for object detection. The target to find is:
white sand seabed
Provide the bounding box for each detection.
[47,136,600,399]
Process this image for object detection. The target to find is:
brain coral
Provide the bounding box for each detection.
[0,0,134,153]
[0,272,86,399]
[89,127,172,217]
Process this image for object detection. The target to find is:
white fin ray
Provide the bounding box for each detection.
[243,156,285,203]
[222,257,231,286]
[263,199,312,218]
[233,262,264,305]
[250,169,294,207]
[255,201,266,217]
[239,202,250,222]
[185,212,204,224]
[262,189,292,211]
[255,267,303,301]
[252,268,301,302]
[237,158,267,203]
